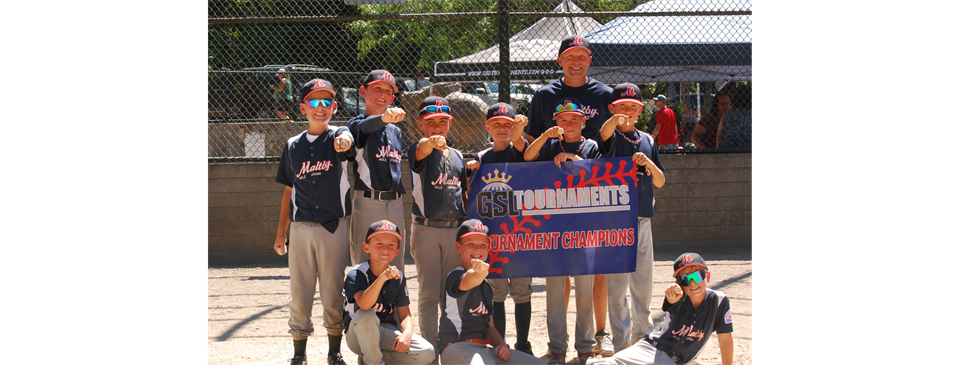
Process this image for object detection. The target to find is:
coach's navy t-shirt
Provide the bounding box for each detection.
[525,78,612,141]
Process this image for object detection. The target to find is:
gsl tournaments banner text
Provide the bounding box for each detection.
[466,157,639,279]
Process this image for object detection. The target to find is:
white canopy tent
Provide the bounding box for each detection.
[432,0,602,82]
[584,0,752,83]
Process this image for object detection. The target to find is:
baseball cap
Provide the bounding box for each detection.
[486,102,516,124]
[654,94,667,103]
[300,78,337,102]
[418,96,453,120]
[366,220,403,242]
[363,69,399,93]
[610,83,644,106]
[673,252,708,277]
[457,219,489,241]
[276,67,286,76]
[552,97,585,119]
[557,35,591,57]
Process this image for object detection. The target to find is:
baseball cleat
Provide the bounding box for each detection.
[290,355,306,365]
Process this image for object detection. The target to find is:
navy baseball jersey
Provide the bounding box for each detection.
[347,114,405,193]
[535,138,601,161]
[276,128,354,233]
[437,268,494,350]
[599,130,665,218]
[525,78,612,141]
[342,261,410,333]
[476,141,527,164]
[650,289,733,364]
[407,144,468,220]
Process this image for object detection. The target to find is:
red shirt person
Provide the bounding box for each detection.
[650,94,678,149]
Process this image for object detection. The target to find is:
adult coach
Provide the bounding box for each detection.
[523,34,614,362]
[524,35,612,143]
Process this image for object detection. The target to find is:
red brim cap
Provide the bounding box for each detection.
[612,99,644,105]
[366,220,403,242]
[485,116,515,124]
[560,46,591,56]
[420,112,454,120]
[457,219,490,240]
[367,230,403,242]
[553,110,584,119]
[673,252,708,276]
[366,80,399,93]
[301,78,338,102]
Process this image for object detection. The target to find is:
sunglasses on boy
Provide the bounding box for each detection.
[676,269,707,287]
[421,105,450,114]
[305,99,334,108]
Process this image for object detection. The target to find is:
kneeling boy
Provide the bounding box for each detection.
[438,220,547,365]
[343,220,436,365]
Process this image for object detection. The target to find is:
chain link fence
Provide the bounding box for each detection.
[208,0,751,162]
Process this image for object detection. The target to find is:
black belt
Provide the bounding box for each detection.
[362,190,402,201]
[643,337,684,365]
[414,216,463,228]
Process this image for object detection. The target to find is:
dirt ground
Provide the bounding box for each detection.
[209,247,751,365]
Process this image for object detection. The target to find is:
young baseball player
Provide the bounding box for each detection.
[273,79,355,365]
[464,102,535,355]
[437,219,547,365]
[587,253,734,365]
[596,83,666,352]
[347,70,407,271]
[524,97,600,365]
[343,220,435,365]
[406,95,469,352]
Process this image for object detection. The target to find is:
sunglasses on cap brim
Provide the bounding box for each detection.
[555,102,581,114]
[420,105,450,114]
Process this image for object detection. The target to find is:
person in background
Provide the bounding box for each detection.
[650,95,678,151]
[691,93,731,149]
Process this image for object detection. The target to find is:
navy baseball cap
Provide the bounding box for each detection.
[610,83,644,106]
[654,94,668,103]
[557,35,591,57]
[673,253,708,276]
[363,69,399,93]
[552,97,585,119]
[486,102,516,124]
[457,219,489,240]
[300,78,337,102]
[418,96,453,120]
[366,220,403,242]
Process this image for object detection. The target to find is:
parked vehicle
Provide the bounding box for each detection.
[461,82,539,115]
[207,64,416,123]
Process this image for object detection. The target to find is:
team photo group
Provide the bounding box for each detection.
[273,35,734,365]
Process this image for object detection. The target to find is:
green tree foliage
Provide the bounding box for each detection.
[346,0,643,76]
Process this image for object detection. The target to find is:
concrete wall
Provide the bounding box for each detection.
[208,154,750,265]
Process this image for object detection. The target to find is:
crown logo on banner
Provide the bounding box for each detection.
[481,169,512,184]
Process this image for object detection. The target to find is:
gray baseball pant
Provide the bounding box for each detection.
[546,274,596,354]
[409,222,462,348]
[606,217,655,350]
[440,341,547,365]
[345,309,435,365]
[490,278,533,303]
[586,340,677,365]
[350,194,406,269]
[288,219,350,338]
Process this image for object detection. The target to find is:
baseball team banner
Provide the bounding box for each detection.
[466,157,639,279]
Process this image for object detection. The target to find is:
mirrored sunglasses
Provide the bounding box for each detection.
[421,105,450,114]
[676,269,706,287]
[555,102,581,113]
[306,99,333,108]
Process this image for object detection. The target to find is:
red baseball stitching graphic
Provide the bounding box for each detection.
[486,159,637,275]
